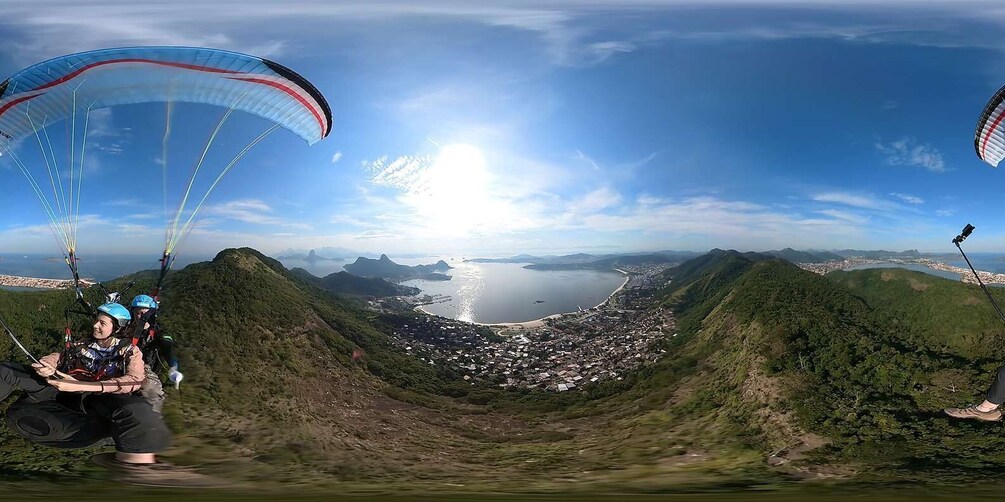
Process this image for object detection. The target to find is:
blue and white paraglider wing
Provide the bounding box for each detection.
[975,83,1005,167]
[0,46,332,155]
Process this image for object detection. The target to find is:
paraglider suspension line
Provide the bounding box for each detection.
[0,316,41,366]
[955,241,1005,325]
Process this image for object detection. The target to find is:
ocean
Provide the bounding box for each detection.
[844,262,961,281]
[945,252,1005,274]
[0,253,205,282]
[279,255,631,324]
[400,262,627,324]
[844,252,1005,283]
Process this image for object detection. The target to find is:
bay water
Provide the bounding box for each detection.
[401,262,626,324]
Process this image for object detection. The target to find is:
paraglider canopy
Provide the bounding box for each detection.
[0,46,332,155]
[975,83,1005,167]
[0,46,331,298]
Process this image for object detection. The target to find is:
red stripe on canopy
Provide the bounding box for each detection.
[225,75,327,137]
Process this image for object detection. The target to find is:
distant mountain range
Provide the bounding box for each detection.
[524,253,681,271]
[278,248,936,271]
[289,268,419,297]
[276,248,344,262]
[464,248,935,270]
[759,248,929,263]
[343,254,452,281]
[468,251,702,266]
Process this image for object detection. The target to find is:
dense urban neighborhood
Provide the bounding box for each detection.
[373,263,675,392]
[0,274,82,290]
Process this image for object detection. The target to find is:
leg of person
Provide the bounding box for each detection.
[82,393,171,456]
[85,394,227,488]
[985,364,1005,407]
[944,364,1005,421]
[6,397,112,448]
[140,367,165,415]
[0,361,58,402]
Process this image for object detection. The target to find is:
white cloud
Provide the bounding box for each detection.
[203,199,312,230]
[85,108,116,139]
[818,209,868,225]
[330,151,343,164]
[813,191,906,212]
[363,155,433,191]
[619,152,658,171]
[571,195,868,250]
[936,208,957,217]
[397,87,479,112]
[103,199,141,207]
[125,212,162,221]
[0,1,655,69]
[5,0,998,94]
[574,150,657,173]
[876,138,946,173]
[584,40,637,64]
[570,187,622,213]
[637,194,669,205]
[889,192,924,204]
[355,229,400,240]
[575,150,601,171]
[0,214,163,254]
[330,214,370,227]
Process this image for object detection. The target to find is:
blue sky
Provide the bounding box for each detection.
[1,1,1005,258]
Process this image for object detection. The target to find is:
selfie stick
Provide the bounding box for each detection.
[953,223,1005,325]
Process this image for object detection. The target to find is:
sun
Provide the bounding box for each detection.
[427,144,488,196]
[412,143,495,234]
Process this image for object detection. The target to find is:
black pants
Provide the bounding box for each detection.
[0,362,171,453]
[988,364,1005,404]
[6,398,110,448]
[0,361,58,403]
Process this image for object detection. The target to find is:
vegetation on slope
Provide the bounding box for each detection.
[4,248,1005,491]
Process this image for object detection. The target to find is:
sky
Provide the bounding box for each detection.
[2,1,1005,258]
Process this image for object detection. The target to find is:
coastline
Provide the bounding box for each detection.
[800,257,1005,286]
[412,268,631,329]
[0,273,78,290]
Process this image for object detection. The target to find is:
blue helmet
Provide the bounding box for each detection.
[97,303,131,329]
[131,294,158,310]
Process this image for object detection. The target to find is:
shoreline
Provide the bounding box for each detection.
[0,273,80,290]
[835,260,1005,285]
[412,268,632,329]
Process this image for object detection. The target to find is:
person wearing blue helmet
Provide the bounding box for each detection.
[1,303,171,469]
[127,294,181,414]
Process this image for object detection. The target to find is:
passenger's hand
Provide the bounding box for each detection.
[168,366,183,389]
[32,362,56,378]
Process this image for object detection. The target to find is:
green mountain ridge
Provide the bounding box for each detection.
[0,248,712,492]
[647,253,1005,480]
[344,254,451,280]
[2,248,1005,493]
[289,268,419,297]
[763,248,836,263]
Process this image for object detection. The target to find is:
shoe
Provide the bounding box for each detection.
[944,405,1003,422]
[91,453,230,488]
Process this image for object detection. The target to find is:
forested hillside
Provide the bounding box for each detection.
[3,248,1005,492]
